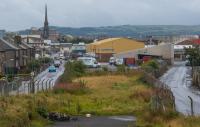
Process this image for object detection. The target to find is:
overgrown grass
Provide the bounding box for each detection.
[1,71,200,127]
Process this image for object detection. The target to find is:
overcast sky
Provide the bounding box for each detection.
[0,0,200,31]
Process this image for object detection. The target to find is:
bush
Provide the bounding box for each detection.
[39,57,52,64]
[60,61,86,83]
[36,106,48,119]
[27,57,52,72]
[73,61,86,77]
[141,60,159,73]
[27,60,41,72]
[136,59,143,66]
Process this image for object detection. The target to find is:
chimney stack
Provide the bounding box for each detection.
[14,36,22,45]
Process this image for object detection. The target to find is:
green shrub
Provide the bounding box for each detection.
[27,60,41,72]
[136,59,143,66]
[39,57,52,64]
[60,61,86,83]
[141,60,159,73]
[27,57,52,72]
[36,106,48,119]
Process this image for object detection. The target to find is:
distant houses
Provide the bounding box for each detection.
[174,39,200,61]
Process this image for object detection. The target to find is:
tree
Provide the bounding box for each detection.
[185,46,200,68]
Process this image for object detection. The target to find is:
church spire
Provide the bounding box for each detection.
[43,4,49,39]
[45,4,48,23]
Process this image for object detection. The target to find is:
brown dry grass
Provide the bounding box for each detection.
[74,75,129,89]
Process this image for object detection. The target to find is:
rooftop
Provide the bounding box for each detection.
[90,38,144,45]
[177,39,200,45]
[0,38,19,51]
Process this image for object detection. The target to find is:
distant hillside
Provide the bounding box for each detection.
[18,25,200,38]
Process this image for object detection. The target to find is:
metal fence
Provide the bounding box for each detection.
[0,78,55,96]
[0,64,54,96]
[140,68,176,112]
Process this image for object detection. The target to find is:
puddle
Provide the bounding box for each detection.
[109,116,136,122]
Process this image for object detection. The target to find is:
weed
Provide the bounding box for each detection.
[36,106,49,119]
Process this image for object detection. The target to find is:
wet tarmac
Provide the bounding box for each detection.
[51,116,136,127]
[160,61,200,115]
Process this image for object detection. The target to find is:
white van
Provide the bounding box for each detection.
[77,57,100,68]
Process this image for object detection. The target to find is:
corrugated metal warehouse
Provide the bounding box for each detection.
[86,38,145,61]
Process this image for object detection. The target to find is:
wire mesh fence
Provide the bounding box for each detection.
[0,77,55,96]
[0,63,54,96]
[139,68,176,113]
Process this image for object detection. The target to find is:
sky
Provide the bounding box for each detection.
[0,0,200,31]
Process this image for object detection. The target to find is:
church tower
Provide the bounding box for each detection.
[43,4,49,39]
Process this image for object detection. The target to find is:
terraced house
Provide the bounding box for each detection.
[0,36,34,75]
[0,38,19,75]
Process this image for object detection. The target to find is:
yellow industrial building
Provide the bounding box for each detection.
[86,38,145,61]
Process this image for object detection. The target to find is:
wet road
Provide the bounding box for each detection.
[14,61,65,94]
[51,116,136,127]
[160,62,200,115]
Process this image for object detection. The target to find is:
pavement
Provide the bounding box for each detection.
[51,116,136,127]
[160,61,200,115]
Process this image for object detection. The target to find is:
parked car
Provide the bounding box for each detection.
[115,58,124,65]
[54,60,61,68]
[109,57,124,66]
[77,57,100,68]
[109,57,115,65]
[59,54,65,60]
[48,65,56,73]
